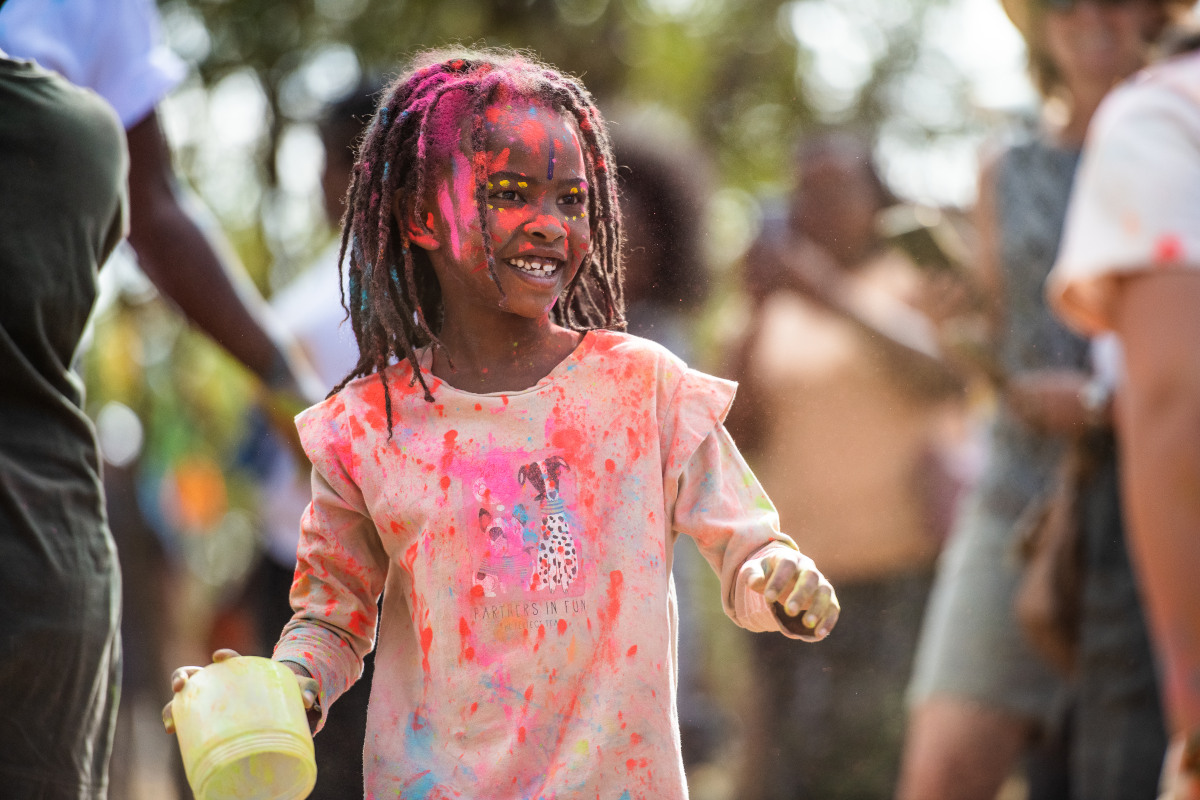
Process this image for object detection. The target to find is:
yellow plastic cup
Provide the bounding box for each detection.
[172,656,317,800]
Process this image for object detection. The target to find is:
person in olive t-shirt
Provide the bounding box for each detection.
[0,51,128,798]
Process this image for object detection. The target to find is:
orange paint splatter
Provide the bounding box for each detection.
[348,610,370,637]
[627,645,637,657]
[605,458,615,472]
[524,685,534,702]
[420,626,433,673]
[518,726,526,744]
[459,617,475,662]
[557,618,568,634]
[631,733,643,745]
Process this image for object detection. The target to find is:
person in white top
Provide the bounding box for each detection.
[0,0,321,408]
[1047,44,1200,800]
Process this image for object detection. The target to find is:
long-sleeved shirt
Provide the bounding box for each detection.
[274,330,812,799]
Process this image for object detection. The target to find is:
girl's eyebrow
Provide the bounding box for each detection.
[487,171,532,188]
[486,171,588,190]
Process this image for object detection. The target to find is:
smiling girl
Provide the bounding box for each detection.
[165,49,838,799]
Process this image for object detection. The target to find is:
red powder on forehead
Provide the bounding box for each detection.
[481,148,510,173]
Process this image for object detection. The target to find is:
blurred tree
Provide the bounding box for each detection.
[153,0,984,287]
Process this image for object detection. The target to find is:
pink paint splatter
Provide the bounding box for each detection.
[1154,233,1184,266]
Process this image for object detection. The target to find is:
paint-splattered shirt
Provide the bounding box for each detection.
[274,330,810,799]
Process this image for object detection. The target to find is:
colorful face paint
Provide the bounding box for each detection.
[419,99,591,324]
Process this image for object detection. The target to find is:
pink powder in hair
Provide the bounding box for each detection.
[426,87,473,161]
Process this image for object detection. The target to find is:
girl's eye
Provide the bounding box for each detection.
[560,192,587,206]
[493,190,519,201]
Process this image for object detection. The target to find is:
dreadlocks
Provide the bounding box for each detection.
[329,48,625,435]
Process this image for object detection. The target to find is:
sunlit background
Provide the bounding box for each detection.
[82,1,1046,796]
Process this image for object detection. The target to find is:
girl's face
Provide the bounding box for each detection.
[1043,0,1161,91]
[409,99,591,326]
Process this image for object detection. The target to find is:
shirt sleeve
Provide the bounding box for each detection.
[1048,62,1200,334]
[272,394,389,730]
[664,368,815,641]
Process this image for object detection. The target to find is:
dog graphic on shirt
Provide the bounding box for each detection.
[517,456,579,593]
[472,508,528,597]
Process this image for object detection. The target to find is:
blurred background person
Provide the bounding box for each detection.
[725,130,974,800]
[1047,29,1200,800]
[0,0,321,410]
[897,1,1184,798]
[0,45,128,799]
[613,109,711,363]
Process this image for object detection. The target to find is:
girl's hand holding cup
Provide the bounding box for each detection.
[162,649,321,800]
[162,648,321,734]
[747,551,840,639]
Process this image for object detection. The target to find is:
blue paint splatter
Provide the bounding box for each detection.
[398,770,438,800]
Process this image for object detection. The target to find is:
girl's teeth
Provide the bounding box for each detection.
[510,258,557,275]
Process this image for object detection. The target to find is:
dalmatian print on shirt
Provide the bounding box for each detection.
[465,455,584,601]
[518,456,580,593]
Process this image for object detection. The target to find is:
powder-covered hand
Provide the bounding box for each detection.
[746,551,840,639]
[161,649,321,734]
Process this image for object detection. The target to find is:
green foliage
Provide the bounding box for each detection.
[162,0,962,197]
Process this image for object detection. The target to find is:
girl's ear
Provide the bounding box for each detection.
[394,188,440,251]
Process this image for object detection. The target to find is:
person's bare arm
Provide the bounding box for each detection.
[1111,270,1200,797]
[124,111,318,399]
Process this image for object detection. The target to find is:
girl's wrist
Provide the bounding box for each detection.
[277,658,313,679]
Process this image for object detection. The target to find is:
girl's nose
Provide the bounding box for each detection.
[524,213,567,242]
